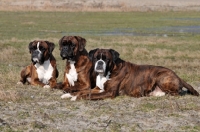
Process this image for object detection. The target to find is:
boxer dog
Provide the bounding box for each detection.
[58,36,93,98]
[62,48,199,100]
[17,40,58,88]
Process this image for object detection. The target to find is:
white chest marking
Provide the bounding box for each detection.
[35,59,53,84]
[96,72,110,93]
[66,61,78,86]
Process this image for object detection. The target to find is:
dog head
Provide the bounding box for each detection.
[59,36,86,61]
[89,48,119,75]
[29,40,55,64]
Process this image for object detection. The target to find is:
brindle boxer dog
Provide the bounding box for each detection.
[63,48,199,100]
[17,40,58,88]
[58,36,92,100]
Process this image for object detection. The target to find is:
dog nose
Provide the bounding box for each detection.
[62,46,68,51]
[96,65,103,70]
[98,61,103,65]
[96,60,104,70]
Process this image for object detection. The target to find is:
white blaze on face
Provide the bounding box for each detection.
[35,59,53,84]
[33,42,42,62]
[36,42,41,53]
[96,72,110,93]
[66,60,78,86]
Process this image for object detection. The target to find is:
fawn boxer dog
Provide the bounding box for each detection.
[17,40,58,88]
[62,48,199,100]
[58,36,93,98]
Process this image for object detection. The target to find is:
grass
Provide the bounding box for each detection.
[1,11,200,39]
[0,11,200,131]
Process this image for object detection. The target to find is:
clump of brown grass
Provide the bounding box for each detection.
[0,37,29,44]
[0,46,17,61]
[0,89,19,102]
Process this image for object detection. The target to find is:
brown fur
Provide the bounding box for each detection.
[58,36,92,92]
[18,40,58,88]
[72,48,199,100]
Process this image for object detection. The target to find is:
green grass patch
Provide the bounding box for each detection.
[1,11,200,39]
[0,11,199,84]
[0,11,200,83]
[181,125,200,131]
[140,103,157,112]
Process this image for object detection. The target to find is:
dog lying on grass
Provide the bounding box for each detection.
[61,48,199,100]
[17,40,58,88]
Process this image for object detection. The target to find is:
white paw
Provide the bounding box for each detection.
[17,82,23,85]
[70,96,77,101]
[61,93,73,99]
[155,92,165,97]
[99,89,104,93]
[43,85,50,89]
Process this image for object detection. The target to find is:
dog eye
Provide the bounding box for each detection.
[31,46,37,50]
[40,46,45,50]
[96,56,101,60]
[29,46,33,50]
[71,44,76,48]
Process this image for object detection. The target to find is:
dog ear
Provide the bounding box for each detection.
[89,48,99,61]
[28,41,33,54]
[45,41,55,53]
[75,36,86,51]
[58,36,65,50]
[109,49,120,62]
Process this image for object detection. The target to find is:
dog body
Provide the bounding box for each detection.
[63,48,199,100]
[59,36,92,93]
[17,40,58,88]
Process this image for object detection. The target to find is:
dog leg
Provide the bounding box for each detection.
[18,65,31,84]
[149,86,165,97]
[48,78,58,88]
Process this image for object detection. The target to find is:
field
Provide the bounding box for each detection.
[0,11,200,131]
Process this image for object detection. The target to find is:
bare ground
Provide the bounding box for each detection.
[1,0,200,11]
[1,83,200,131]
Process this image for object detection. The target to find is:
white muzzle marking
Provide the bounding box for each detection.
[94,59,106,73]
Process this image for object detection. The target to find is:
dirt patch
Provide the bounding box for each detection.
[1,84,200,131]
[1,0,200,11]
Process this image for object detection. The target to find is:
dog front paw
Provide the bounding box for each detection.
[61,93,73,99]
[70,96,77,101]
[17,82,23,85]
[43,85,50,89]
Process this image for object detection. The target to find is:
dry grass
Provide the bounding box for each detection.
[0,90,19,102]
[1,0,200,12]
[0,47,17,61]
[0,37,199,131]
